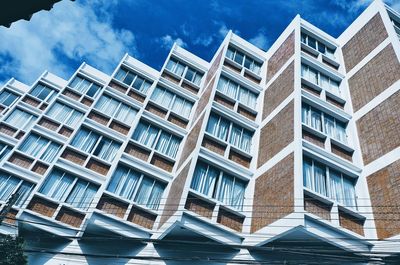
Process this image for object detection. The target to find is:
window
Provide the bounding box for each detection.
[0,172,34,207]
[302,103,347,143]
[206,113,253,153]
[0,142,12,161]
[107,165,165,210]
[190,161,246,210]
[39,169,98,210]
[0,90,19,107]
[46,101,84,127]
[18,133,62,163]
[216,76,257,108]
[114,68,152,94]
[301,32,336,59]
[166,59,203,86]
[4,108,37,131]
[303,157,357,209]
[301,64,341,95]
[69,76,101,98]
[94,94,137,124]
[132,121,181,158]
[71,127,121,162]
[150,87,193,119]
[226,46,262,75]
[29,83,57,103]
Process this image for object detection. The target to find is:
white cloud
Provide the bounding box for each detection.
[218,24,229,38]
[249,31,269,50]
[0,0,136,84]
[193,36,214,47]
[160,35,187,49]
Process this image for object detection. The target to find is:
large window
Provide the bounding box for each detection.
[94,94,137,124]
[71,127,121,162]
[226,47,262,75]
[4,108,37,131]
[150,87,193,119]
[0,172,35,207]
[29,83,57,103]
[301,32,335,59]
[114,68,152,94]
[39,169,98,210]
[216,76,257,109]
[302,103,347,143]
[0,90,19,107]
[206,113,253,153]
[46,101,84,127]
[107,165,165,210]
[18,133,62,163]
[303,157,357,209]
[166,58,203,86]
[132,121,181,158]
[69,76,101,98]
[190,161,246,211]
[301,64,340,95]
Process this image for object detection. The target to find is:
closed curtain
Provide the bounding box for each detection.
[310,109,322,131]
[107,166,140,200]
[303,159,313,190]
[314,163,327,196]
[343,177,356,208]
[39,170,74,201]
[133,122,159,148]
[324,116,335,138]
[134,177,153,206]
[147,181,164,210]
[328,170,343,204]
[190,162,218,197]
[66,179,97,210]
[93,138,121,162]
[115,104,137,124]
[71,128,100,153]
[15,182,34,207]
[0,174,19,201]
[40,142,61,163]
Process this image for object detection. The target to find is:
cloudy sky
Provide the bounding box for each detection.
[0,0,399,85]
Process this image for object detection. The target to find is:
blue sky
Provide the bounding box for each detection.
[0,0,399,85]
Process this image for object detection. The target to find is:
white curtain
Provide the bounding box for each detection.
[229,125,241,149]
[107,166,140,200]
[301,105,309,125]
[47,102,83,127]
[206,113,229,141]
[303,158,313,190]
[39,170,74,201]
[155,132,171,156]
[133,122,159,148]
[0,90,18,106]
[93,138,121,162]
[40,142,61,163]
[314,163,327,197]
[15,182,34,207]
[135,177,153,206]
[238,87,257,108]
[71,128,100,153]
[335,121,347,143]
[310,109,322,131]
[190,162,218,197]
[343,177,356,208]
[324,116,335,138]
[95,95,119,116]
[115,68,127,81]
[217,175,234,206]
[5,108,37,131]
[320,74,329,90]
[66,179,98,210]
[0,174,19,201]
[329,170,343,204]
[115,104,137,124]
[147,182,164,210]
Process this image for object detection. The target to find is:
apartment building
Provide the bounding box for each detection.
[0,0,399,264]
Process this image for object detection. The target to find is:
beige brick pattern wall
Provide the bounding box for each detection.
[304,195,331,221]
[367,159,400,239]
[263,61,294,120]
[252,153,294,233]
[338,210,364,236]
[348,44,400,112]
[178,113,205,168]
[266,31,294,82]
[342,14,388,72]
[258,100,294,167]
[193,77,215,123]
[159,161,191,228]
[357,90,400,165]
[205,48,224,86]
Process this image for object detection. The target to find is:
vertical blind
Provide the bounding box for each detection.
[132,121,181,158]
[226,47,262,75]
[46,101,84,127]
[150,87,193,119]
[206,113,253,153]
[190,161,246,211]
[301,64,340,95]
[107,164,165,210]
[216,76,257,108]
[95,94,137,124]
[303,157,357,209]
[5,108,37,131]
[166,59,203,86]
[19,133,62,163]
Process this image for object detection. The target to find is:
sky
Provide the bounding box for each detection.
[0,0,399,86]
